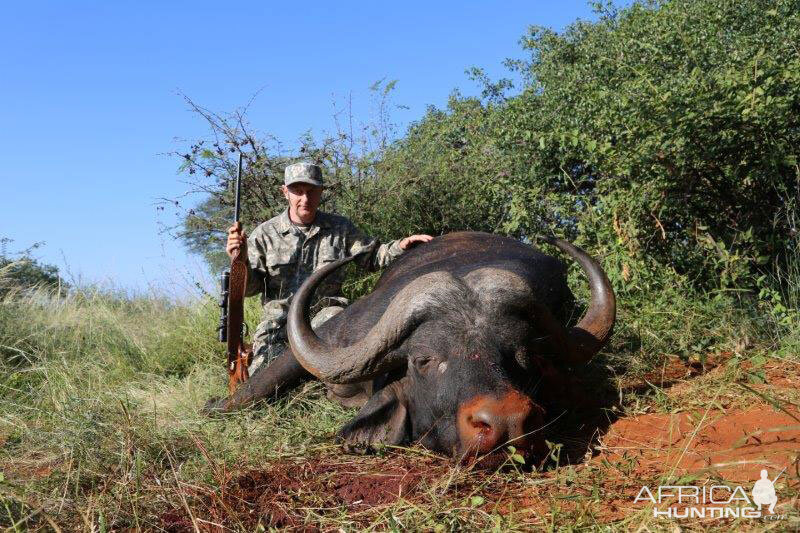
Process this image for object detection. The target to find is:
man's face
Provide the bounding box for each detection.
[282,182,322,223]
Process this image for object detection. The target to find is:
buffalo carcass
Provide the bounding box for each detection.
[211,232,615,460]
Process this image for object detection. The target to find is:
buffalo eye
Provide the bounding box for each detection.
[411,354,438,375]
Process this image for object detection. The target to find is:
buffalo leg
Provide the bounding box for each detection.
[204,349,312,413]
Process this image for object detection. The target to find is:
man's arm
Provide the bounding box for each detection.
[344,221,433,271]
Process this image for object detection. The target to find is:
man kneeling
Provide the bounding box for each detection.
[225,161,432,372]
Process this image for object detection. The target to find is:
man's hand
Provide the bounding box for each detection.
[226,222,247,259]
[399,234,434,250]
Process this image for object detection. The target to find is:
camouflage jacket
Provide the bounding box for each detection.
[245,209,405,348]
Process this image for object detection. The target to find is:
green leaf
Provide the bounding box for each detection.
[470,496,486,507]
[675,473,703,484]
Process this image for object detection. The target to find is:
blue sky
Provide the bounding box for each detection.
[1,1,603,296]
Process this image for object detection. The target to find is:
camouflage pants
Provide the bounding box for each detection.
[248,305,345,373]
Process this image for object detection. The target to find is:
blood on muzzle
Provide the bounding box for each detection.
[456,389,543,456]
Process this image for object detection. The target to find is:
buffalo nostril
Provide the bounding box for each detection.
[468,411,495,432]
[459,409,508,454]
[468,412,503,442]
[457,390,541,456]
[471,419,492,432]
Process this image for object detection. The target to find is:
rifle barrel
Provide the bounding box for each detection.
[234,152,243,223]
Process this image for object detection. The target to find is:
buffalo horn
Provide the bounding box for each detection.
[287,251,466,384]
[542,237,616,365]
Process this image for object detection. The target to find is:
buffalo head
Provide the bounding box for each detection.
[286,232,615,460]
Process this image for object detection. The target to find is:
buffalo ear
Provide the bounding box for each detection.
[337,378,409,453]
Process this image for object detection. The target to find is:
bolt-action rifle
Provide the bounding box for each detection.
[218,153,252,395]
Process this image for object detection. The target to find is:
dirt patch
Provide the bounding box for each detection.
[0,453,62,482]
[598,406,800,483]
[626,353,723,391]
[502,404,800,522]
[760,357,800,388]
[160,455,449,531]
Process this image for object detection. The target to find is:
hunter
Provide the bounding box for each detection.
[226,161,433,370]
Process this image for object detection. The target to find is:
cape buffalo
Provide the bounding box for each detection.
[209,232,615,460]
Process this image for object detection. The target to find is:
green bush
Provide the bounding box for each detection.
[0,239,66,297]
[494,0,800,291]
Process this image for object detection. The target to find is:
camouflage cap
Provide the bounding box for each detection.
[284,162,323,187]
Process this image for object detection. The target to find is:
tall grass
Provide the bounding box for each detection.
[0,284,354,529]
[772,237,800,355]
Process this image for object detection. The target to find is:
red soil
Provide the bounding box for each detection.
[598,406,800,483]
[160,456,448,531]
